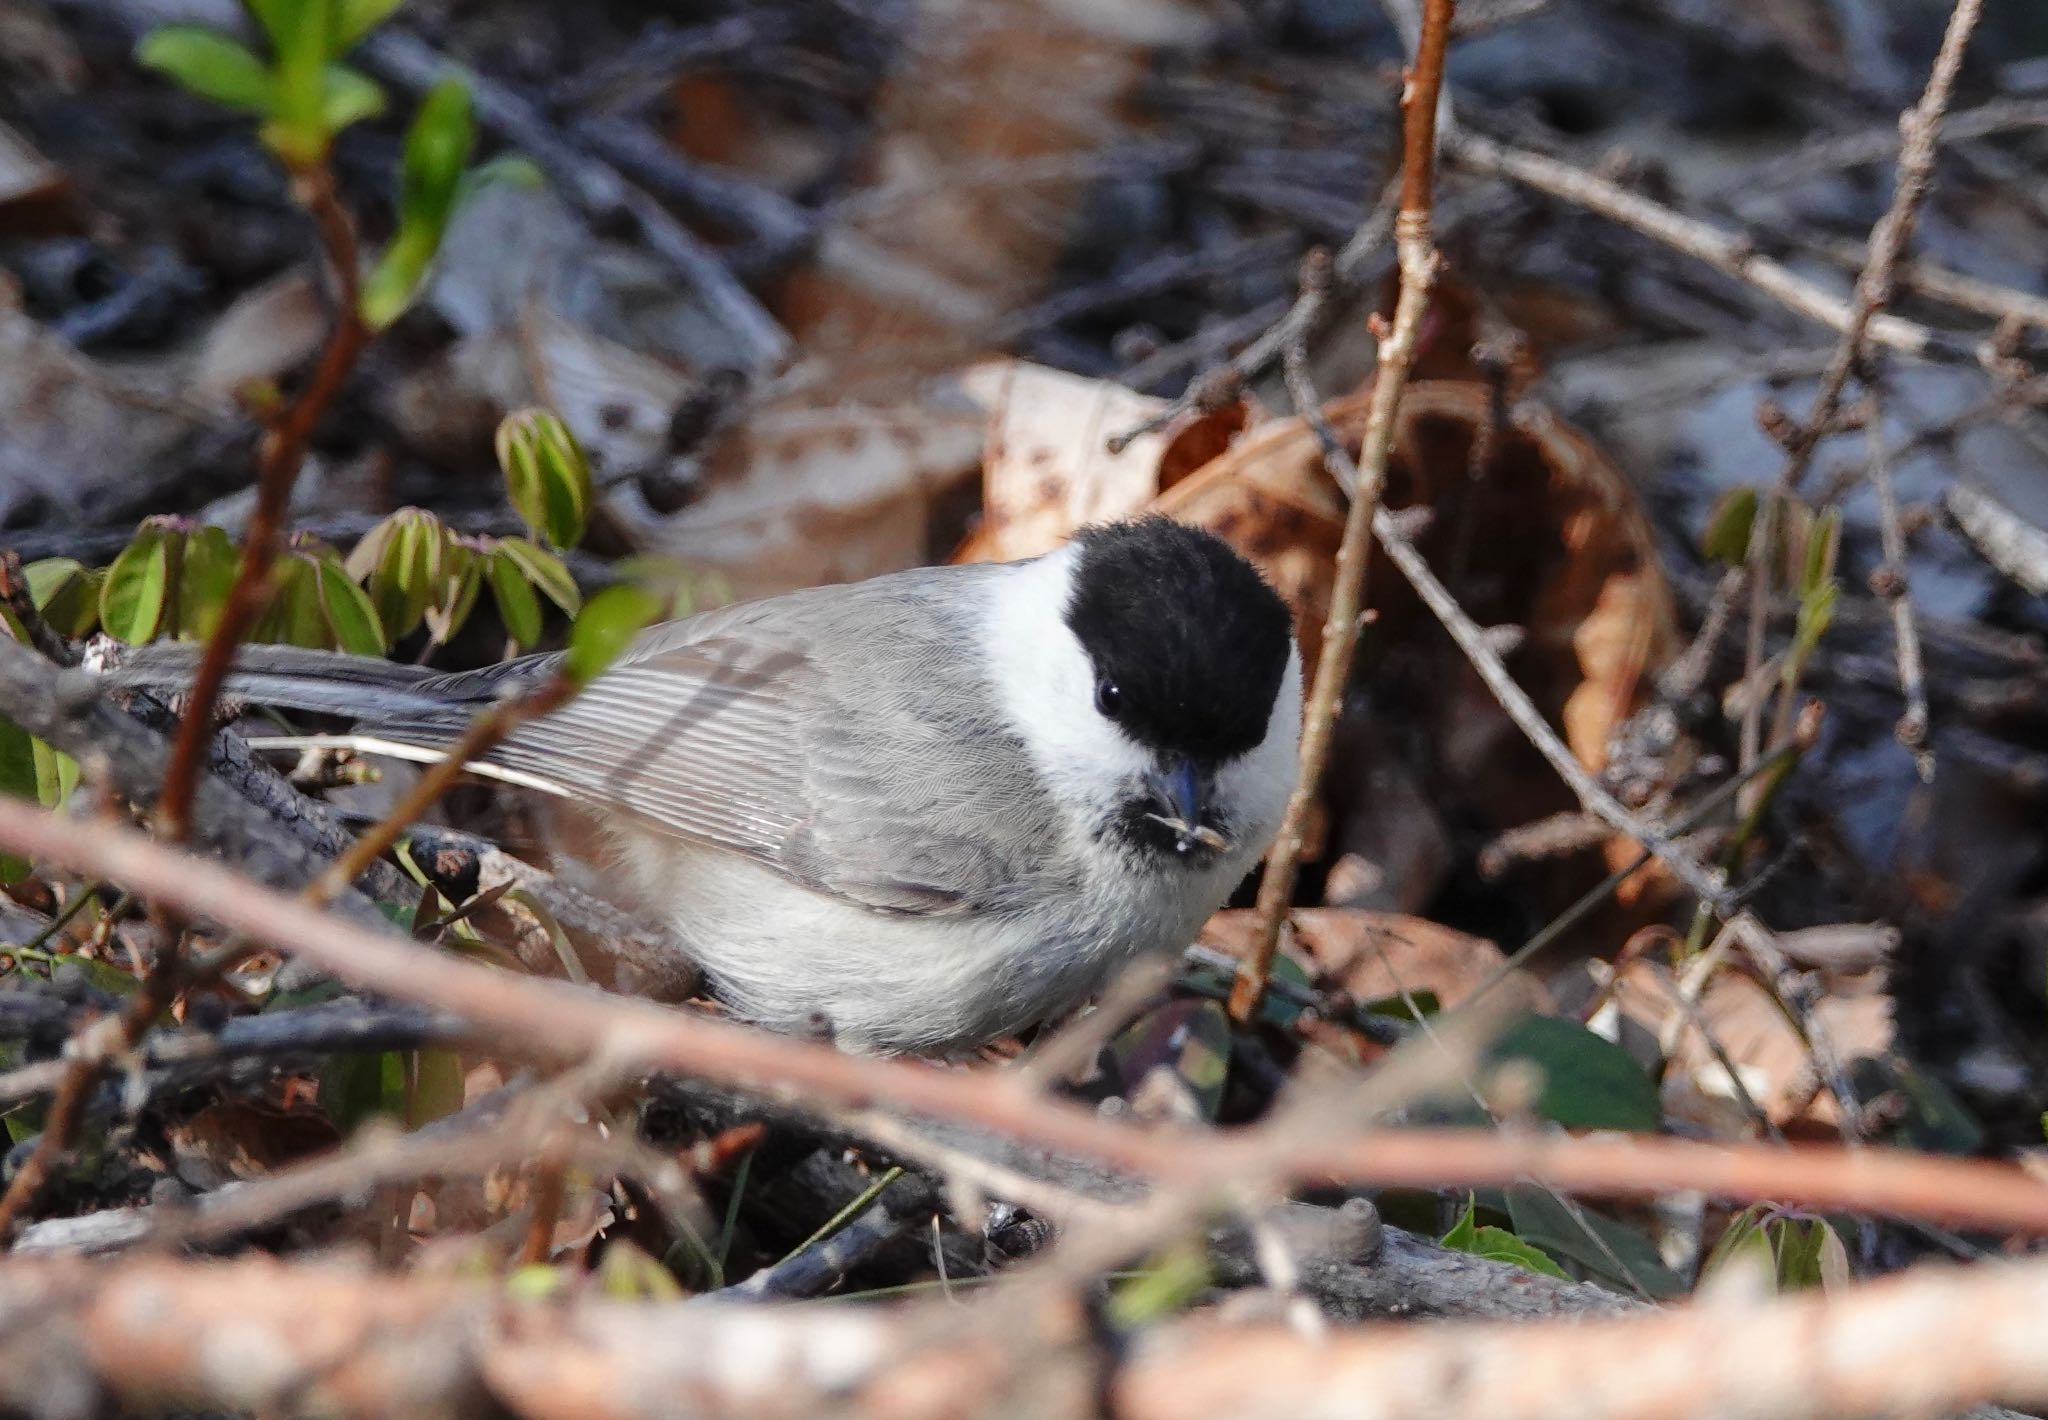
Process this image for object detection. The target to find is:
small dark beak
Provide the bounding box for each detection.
[1144,758,1230,855]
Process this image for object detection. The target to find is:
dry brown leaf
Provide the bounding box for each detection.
[1200,907,1551,1014]
[190,269,327,410]
[1162,383,1675,765]
[951,360,1170,562]
[166,1100,340,1191]
[772,0,1219,396]
[656,391,988,598]
[1602,958,1893,1133]
[0,120,68,231]
[0,277,220,524]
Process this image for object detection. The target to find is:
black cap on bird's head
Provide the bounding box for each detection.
[1062,519,1294,865]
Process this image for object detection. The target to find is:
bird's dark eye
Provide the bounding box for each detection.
[1094,678,1123,718]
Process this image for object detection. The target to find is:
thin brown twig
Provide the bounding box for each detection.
[0,162,372,1240]
[1755,94,2048,186]
[1227,0,1455,1023]
[1105,182,1400,454]
[1863,393,1934,777]
[159,164,368,844]
[519,1133,574,1267]
[1368,503,1735,910]
[1808,234,2048,333]
[0,554,77,666]
[1778,0,1986,489]
[1443,129,1988,368]
[0,1012,117,1238]
[7,799,2048,1235]
[307,676,575,906]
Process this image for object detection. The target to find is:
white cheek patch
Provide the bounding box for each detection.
[982,546,1152,822]
[1215,641,1302,851]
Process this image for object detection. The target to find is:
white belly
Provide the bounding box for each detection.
[610,828,1246,1053]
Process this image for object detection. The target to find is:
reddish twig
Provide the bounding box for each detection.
[0,163,370,1240]
[158,164,368,844]
[1229,0,1456,1023]
[5,799,2048,1235]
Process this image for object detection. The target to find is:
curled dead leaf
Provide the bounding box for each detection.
[1598,956,1892,1134]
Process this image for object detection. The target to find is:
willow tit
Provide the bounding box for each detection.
[114,518,1302,1053]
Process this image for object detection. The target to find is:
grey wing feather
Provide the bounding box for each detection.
[402,571,1055,916]
[106,570,1056,916]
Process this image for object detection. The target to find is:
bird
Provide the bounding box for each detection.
[111,517,1302,1054]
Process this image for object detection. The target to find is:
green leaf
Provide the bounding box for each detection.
[1503,1186,1685,1298]
[2,1104,41,1146]
[0,716,39,882]
[314,554,387,654]
[99,524,172,644]
[1801,507,1841,600]
[486,546,543,650]
[454,152,544,205]
[409,1046,466,1128]
[421,542,480,647]
[1700,486,1759,565]
[596,1241,685,1301]
[1784,579,1838,687]
[1485,1014,1660,1131]
[1774,1215,1849,1292]
[1359,988,1441,1023]
[137,27,275,112]
[333,0,406,50]
[499,889,588,982]
[356,508,443,641]
[256,553,327,647]
[1701,1204,1776,1287]
[496,409,593,549]
[564,583,660,686]
[359,75,473,328]
[1440,1198,1570,1279]
[359,226,436,331]
[24,559,102,638]
[1702,1206,1849,1294]
[399,75,475,227]
[495,537,580,615]
[177,525,240,641]
[317,62,384,133]
[259,0,332,156]
[320,1050,391,1137]
[343,514,393,583]
[241,0,299,53]
[504,1264,568,1301]
[1107,1238,1210,1328]
[31,737,79,810]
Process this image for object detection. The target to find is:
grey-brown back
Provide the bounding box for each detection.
[402,566,1063,916]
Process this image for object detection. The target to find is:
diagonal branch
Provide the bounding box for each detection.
[1230,0,1457,1023]
[3,798,2047,1236]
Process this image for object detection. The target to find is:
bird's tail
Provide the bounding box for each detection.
[103,641,582,794]
[103,642,468,721]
